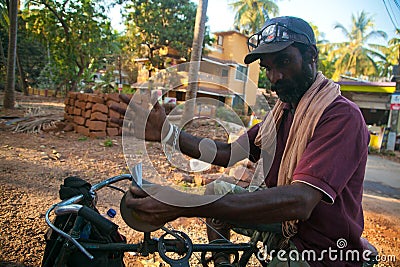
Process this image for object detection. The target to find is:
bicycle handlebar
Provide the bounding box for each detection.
[44,172,259,266]
[45,174,134,260]
[54,204,119,236]
[89,173,132,193]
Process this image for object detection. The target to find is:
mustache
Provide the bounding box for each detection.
[271,81,289,91]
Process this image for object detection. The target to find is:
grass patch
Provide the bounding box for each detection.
[103,138,113,147]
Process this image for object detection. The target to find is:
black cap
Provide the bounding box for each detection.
[244,16,316,64]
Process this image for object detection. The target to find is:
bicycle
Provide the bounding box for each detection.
[43,171,267,267]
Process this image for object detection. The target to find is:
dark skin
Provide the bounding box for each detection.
[110,44,322,228]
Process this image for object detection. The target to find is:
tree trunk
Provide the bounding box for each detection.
[0,36,6,71]
[53,80,66,97]
[0,36,6,92]
[16,52,28,96]
[180,0,208,127]
[3,0,18,109]
[69,80,77,92]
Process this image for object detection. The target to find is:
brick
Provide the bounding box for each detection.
[106,93,121,103]
[87,94,104,104]
[64,97,69,105]
[106,99,119,108]
[63,113,73,122]
[119,102,128,111]
[73,107,82,116]
[75,100,86,110]
[84,110,92,118]
[77,93,87,101]
[73,116,86,125]
[90,112,108,121]
[69,98,75,106]
[63,123,75,132]
[107,127,119,136]
[92,103,108,114]
[76,125,90,136]
[87,120,107,131]
[85,102,93,109]
[108,108,121,119]
[89,131,106,138]
[67,106,74,115]
[107,118,120,128]
[68,92,78,99]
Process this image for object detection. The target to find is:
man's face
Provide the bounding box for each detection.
[259,45,315,104]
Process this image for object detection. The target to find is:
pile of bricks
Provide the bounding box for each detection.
[64,92,128,138]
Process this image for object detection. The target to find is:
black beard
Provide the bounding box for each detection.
[271,62,314,104]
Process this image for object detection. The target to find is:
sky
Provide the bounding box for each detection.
[110,0,399,45]
[206,0,399,44]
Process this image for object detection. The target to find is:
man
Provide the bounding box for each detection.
[112,16,370,266]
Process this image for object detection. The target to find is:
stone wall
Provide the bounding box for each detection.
[63,92,129,138]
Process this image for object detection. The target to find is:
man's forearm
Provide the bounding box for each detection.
[176,130,235,167]
[182,183,322,225]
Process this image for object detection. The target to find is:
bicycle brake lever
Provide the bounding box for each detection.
[131,163,142,187]
[46,204,94,260]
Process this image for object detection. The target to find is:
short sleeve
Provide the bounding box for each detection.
[292,98,369,203]
[235,123,261,163]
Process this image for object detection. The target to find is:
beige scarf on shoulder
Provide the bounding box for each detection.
[254,72,341,238]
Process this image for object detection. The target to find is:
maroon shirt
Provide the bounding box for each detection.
[238,95,369,266]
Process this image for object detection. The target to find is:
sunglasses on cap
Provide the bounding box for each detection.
[247,22,313,52]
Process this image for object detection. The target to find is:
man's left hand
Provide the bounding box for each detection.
[125,185,184,226]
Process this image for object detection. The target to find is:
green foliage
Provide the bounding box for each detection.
[23,0,121,92]
[2,0,395,96]
[78,136,88,141]
[230,0,279,35]
[312,23,336,79]
[258,67,271,89]
[371,30,400,78]
[103,138,114,147]
[37,63,57,89]
[122,0,197,70]
[327,11,388,80]
[0,5,49,91]
[81,68,115,94]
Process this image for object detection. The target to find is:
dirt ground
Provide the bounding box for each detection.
[0,93,399,267]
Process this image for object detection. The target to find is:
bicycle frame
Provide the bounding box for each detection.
[45,174,265,267]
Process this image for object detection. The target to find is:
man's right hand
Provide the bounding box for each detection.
[110,94,170,142]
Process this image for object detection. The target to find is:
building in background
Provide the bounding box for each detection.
[133,30,260,112]
[338,79,398,150]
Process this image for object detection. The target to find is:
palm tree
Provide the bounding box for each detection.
[230,0,279,35]
[373,29,399,78]
[387,29,400,65]
[4,0,18,109]
[328,11,387,81]
[181,0,208,126]
[312,24,336,79]
[229,0,278,115]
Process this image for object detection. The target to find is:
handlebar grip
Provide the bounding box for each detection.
[78,206,118,235]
